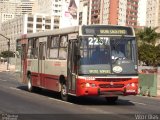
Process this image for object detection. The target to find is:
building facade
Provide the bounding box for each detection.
[126,0,139,27]
[36,0,63,29]
[83,0,139,28]
[0,0,37,29]
[79,0,90,25]
[37,0,62,16]
[0,14,54,52]
[146,0,160,28]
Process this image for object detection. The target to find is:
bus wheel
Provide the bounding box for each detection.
[61,84,68,101]
[27,75,34,92]
[105,96,118,103]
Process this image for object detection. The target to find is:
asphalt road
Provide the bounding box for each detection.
[0,72,160,120]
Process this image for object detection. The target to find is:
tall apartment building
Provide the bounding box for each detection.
[0,0,37,29]
[79,0,90,25]
[83,0,139,28]
[0,14,54,52]
[146,0,160,28]
[146,0,160,45]
[36,0,63,29]
[90,0,101,24]
[15,0,38,16]
[126,0,139,27]
[137,0,147,26]
[37,0,62,16]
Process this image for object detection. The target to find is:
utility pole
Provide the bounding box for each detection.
[0,33,10,71]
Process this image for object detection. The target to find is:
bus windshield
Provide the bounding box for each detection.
[78,36,137,75]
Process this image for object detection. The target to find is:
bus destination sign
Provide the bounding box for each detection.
[82,25,133,36]
[100,29,127,35]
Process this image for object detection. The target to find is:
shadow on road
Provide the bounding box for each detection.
[17,85,135,106]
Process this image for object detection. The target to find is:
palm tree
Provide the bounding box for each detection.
[136,27,160,66]
[137,27,160,45]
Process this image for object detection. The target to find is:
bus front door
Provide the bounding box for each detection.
[68,40,77,94]
[38,42,46,88]
[22,44,27,83]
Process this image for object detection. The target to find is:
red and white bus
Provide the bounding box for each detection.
[17,25,138,102]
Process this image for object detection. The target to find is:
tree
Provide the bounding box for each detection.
[1,51,14,58]
[136,27,160,66]
[137,27,160,45]
[138,43,160,66]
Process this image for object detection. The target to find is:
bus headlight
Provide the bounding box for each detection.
[131,83,135,87]
[86,83,90,87]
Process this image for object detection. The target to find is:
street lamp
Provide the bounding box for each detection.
[0,33,10,71]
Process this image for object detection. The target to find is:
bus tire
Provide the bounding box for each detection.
[27,74,34,92]
[61,84,68,101]
[105,96,118,103]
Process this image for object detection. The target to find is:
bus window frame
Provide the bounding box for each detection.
[27,38,38,59]
[59,35,68,60]
[47,36,60,59]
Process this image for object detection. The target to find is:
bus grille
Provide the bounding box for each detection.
[96,78,128,82]
[99,84,124,88]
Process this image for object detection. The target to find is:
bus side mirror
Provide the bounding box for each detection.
[76,54,81,60]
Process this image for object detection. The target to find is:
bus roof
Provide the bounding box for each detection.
[16,25,135,40]
[16,26,79,40]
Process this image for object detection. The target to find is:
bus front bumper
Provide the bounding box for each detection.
[76,83,138,97]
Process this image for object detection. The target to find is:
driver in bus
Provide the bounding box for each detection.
[111,46,125,60]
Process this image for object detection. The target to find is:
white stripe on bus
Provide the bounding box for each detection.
[78,76,138,79]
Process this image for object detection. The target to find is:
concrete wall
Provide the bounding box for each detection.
[138,66,160,96]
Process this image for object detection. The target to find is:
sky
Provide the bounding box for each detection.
[138,0,147,26]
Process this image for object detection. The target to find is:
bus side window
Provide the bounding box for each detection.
[47,36,51,59]
[29,38,38,59]
[27,39,32,58]
[42,43,46,60]
[59,35,67,59]
[48,36,59,59]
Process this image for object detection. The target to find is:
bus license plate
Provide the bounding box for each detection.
[126,90,135,93]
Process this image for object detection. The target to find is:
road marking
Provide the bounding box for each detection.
[84,107,113,114]
[0,79,7,82]
[48,97,73,105]
[130,101,146,105]
[9,87,20,91]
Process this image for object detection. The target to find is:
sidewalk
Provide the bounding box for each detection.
[138,94,160,100]
[0,63,15,72]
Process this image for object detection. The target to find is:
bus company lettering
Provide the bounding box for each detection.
[100,29,126,35]
[54,61,61,66]
[89,70,111,74]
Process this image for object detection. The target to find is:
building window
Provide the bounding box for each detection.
[28,17,33,21]
[27,23,33,27]
[37,18,42,22]
[46,19,51,23]
[45,25,51,29]
[36,24,42,28]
